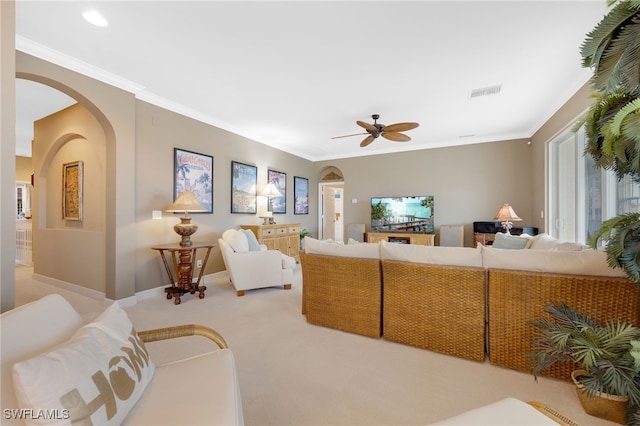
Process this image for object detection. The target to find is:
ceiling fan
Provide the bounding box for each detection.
[332,114,420,147]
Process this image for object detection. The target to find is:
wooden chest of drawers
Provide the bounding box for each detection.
[241,223,300,261]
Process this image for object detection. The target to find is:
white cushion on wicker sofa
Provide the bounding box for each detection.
[481,244,626,277]
[380,240,483,267]
[304,237,380,259]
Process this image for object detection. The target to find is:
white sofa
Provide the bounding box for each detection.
[1,294,244,425]
[218,228,295,296]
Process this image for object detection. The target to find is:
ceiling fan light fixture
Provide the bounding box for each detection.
[337,114,418,148]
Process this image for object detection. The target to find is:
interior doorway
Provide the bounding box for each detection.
[318,182,344,242]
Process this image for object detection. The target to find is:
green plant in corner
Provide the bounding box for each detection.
[578,0,640,283]
[300,228,312,240]
[530,303,640,422]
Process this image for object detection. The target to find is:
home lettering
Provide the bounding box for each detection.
[59,327,150,425]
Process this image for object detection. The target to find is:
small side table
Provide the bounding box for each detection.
[151,242,214,305]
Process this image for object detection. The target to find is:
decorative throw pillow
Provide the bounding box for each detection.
[222,229,249,253]
[491,232,529,250]
[12,302,155,426]
[529,233,561,250]
[242,229,262,251]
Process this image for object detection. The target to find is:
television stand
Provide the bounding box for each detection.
[366,232,434,246]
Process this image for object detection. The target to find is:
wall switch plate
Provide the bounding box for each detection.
[352,198,357,204]
[152,210,162,220]
[196,259,203,268]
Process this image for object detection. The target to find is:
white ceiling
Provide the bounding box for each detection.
[14,1,608,161]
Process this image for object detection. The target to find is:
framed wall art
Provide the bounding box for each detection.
[174,148,214,213]
[294,176,309,215]
[267,169,286,214]
[62,160,83,221]
[231,161,257,214]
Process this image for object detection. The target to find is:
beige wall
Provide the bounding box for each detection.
[134,101,316,292]
[15,156,31,182]
[18,50,137,300]
[9,50,593,300]
[31,103,106,293]
[315,139,533,247]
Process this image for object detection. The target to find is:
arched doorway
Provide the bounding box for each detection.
[317,167,344,242]
[15,73,112,299]
[15,79,75,268]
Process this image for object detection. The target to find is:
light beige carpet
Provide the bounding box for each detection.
[14,265,615,425]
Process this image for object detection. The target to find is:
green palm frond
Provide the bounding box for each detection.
[582,1,640,91]
[589,212,640,282]
[580,88,640,180]
[593,15,640,90]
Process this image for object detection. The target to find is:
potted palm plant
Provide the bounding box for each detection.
[530,303,640,424]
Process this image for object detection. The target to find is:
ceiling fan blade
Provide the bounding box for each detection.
[360,135,376,147]
[356,120,377,132]
[331,132,368,139]
[383,122,419,133]
[382,132,411,142]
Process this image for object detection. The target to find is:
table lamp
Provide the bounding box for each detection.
[166,191,207,246]
[493,203,522,234]
[259,182,282,224]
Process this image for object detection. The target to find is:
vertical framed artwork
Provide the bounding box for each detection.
[294,176,309,215]
[267,169,286,214]
[174,148,214,213]
[231,161,257,214]
[62,160,83,221]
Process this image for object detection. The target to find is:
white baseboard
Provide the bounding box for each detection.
[32,272,226,307]
[33,273,105,301]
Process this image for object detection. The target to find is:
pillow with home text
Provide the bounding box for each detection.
[12,302,155,425]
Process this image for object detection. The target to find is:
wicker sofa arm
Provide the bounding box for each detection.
[138,324,228,349]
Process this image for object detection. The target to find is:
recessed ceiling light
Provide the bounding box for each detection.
[83,10,108,27]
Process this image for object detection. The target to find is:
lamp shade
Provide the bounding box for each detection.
[166,191,206,213]
[166,191,206,247]
[259,182,282,198]
[493,204,522,222]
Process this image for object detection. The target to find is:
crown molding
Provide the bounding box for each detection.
[16,35,145,94]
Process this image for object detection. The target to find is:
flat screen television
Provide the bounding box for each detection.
[371,196,434,233]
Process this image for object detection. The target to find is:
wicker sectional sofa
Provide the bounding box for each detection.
[300,236,640,379]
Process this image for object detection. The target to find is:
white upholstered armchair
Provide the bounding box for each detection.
[218,229,295,296]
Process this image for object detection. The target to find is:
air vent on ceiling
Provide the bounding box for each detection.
[469,85,502,100]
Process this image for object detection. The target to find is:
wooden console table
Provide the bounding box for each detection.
[241,223,300,261]
[366,232,435,245]
[151,242,214,305]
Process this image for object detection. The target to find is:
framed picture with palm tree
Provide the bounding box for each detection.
[174,148,213,213]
